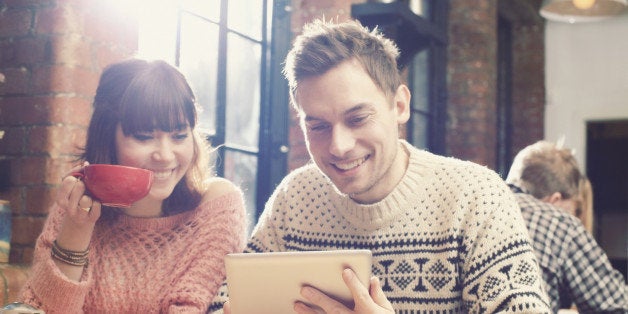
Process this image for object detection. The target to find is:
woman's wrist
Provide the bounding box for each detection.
[51,240,89,267]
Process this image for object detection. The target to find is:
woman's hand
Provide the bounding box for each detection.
[294,269,394,314]
[53,162,102,280]
[56,162,102,228]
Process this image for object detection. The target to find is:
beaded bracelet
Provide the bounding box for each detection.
[51,240,89,267]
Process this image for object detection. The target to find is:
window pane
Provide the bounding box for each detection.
[228,0,263,40]
[225,34,261,150]
[224,150,258,235]
[137,2,178,62]
[178,14,219,135]
[180,0,220,22]
[411,113,429,149]
[411,49,429,112]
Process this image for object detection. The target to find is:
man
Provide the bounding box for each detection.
[211,19,550,313]
[506,140,627,313]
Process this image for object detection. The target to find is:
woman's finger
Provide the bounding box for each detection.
[77,194,93,212]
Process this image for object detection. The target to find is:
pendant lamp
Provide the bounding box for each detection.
[540,0,628,23]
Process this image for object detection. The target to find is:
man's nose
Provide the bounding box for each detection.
[329,125,355,157]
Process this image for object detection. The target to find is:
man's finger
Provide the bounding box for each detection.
[223,300,231,314]
[342,268,372,307]
[299,285,348,314]
[369,276,394,310]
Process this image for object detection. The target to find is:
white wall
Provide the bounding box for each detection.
[544,12,628,260]
[544,12,628,170]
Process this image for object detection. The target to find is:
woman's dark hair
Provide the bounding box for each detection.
[81,59,211,215]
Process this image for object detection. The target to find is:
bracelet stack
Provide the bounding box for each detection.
[51,240,89,267]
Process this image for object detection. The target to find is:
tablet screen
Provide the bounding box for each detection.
[225,250,372,314]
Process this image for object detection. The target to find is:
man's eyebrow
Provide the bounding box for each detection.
[303,103,372,122]
[345,103,371,115]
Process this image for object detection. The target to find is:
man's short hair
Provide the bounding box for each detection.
[283,19,402,110]
[506,140,583,200]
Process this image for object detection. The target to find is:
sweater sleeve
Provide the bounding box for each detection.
[162,191,247,313]
[18,204,93,313]
[460,169,551,313]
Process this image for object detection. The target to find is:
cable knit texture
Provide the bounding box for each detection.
[212,141,551,313]
[20,191,247,314]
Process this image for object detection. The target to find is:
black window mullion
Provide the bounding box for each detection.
[214,0,229,177]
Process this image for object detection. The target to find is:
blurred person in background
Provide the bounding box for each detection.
[507,140,627,313]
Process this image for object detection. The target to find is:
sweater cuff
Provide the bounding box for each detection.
[29,254,91,311]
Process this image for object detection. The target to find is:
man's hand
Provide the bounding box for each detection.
[294,268,394,314]
[222,300,231,314]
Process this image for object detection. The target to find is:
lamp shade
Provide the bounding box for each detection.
[540,0,628,23]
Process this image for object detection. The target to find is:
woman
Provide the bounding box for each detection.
[19,59,247,313]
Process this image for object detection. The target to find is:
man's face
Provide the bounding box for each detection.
[295,59,410,204]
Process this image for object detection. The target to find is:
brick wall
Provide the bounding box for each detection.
[446,0,545,168]
[511,23,545,155]
[0,0,545,305]
[446,0,499,167]
[0,0,137,304]
[286,0,544,170]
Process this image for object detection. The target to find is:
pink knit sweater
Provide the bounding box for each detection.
[19,191,247,313]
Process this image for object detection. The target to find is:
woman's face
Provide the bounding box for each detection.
[115,123,195,203]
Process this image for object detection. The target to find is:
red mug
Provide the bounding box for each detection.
[71,164,153,208]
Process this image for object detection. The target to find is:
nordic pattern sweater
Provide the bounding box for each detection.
[240,141,550,313]
[20,191,247,314]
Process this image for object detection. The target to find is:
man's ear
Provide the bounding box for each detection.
[394,84,411,124]
[542,192,563,205]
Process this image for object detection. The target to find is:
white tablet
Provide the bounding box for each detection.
[225,250,373,314]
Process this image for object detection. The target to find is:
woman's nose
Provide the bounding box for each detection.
[152,139,175,161]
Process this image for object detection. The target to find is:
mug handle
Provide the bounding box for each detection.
[70,170,85,180]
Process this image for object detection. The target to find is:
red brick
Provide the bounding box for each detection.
[0,67,30,95]
[25,185,55,215]
[0,127,26,155]
[0,8,33,37]
[10,216,45,245]
[47,96,92,125]
[3,37,50,69]
[3,0,54,9]
[35,4,83,35]
[95,48,135,72]
[45,156,78,185]
[0,187,24,215]
[12,157,46,185]
[30,64,99,96]
[0,97,48,126]
[21,247,35,264]
[28,125,86,157]
[8,247,24,264]
[50,34,92,67]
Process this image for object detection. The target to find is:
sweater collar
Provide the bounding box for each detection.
[330,140,433,230]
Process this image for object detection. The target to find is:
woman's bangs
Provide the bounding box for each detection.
[119,79,195,135]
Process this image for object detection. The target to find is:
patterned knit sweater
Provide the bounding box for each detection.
[20,191,247,314]
[221,141,550,313]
